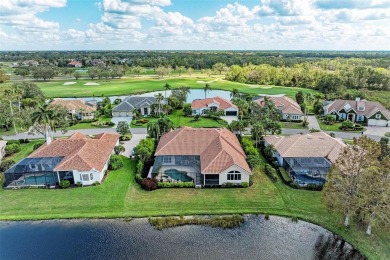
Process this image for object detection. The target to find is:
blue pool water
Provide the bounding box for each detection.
[164,169,193,182]
[24,175,57,185]
[292,173,325,186]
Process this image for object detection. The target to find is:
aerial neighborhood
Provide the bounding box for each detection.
[0,51,389,259]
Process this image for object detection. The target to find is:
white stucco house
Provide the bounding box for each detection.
[4,132,119,188]
[191,96,238,116]
[50,99,96,120]
[152,127,252,187]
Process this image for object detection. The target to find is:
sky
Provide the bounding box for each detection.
[0,0,390,51]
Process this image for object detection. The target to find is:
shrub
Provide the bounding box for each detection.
[306,184,323,191]
[278,167,292,184]
[120,134,132,141]
[135,173,143,184]
[271,160,279,169]
[222,182,236,188]
[76,182,82,187]
[114,145,125,155]
[265,214,270,220]
[309,128,320,133]
[5,143,21,156]
[18,139,29,143]
[240,182,249,188]
[141,178,158,191]
[92,181,100,186]
[59,180,70,188]
[116,121,130,135]
[264,164,278,182]
[0,160,15,172]
[329,132,335,138]
[289,182,301,189]
[6,140,20,145]
[33,141,45,151]
[109,155,123,170]
[385,132,390,137]
[136,160,144,175]
[246,155,263,169]
[341,120,354,130]
[157,181,194,188]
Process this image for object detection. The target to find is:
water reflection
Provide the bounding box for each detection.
[314,234,365,260]
[0,215,363,260]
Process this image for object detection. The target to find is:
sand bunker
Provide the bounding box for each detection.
[84,82,100,86]
[196,80,215,84]
[63,82,76,85]
[261,86,273,89]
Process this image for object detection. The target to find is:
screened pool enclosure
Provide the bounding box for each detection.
[284,157,332,186]
[4,157,71,188]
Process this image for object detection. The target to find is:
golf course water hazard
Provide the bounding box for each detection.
[0,215,364,260]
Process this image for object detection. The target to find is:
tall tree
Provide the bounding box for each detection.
[323,137,380,227]
[31,103,68,144]
[203,83,211,99]
[251,122,265,148]
[230,88,240,99]
[163,83,171,99]
[212,63,227,75]
[154,93,164,117]
[3,88,17,134]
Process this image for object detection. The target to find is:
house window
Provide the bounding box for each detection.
[82,174,89,181]
[357,107,364,111]
[376,114,381,119]
[227,171,241,181]
[292,115,300,120]
[90,173,93,180]
[163,156,172,164]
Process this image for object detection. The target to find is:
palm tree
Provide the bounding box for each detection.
[31,103,60,144]
[158,116,174,134]
[230,88,240,99]
[163,83,171,99]
[228,120,246,137]
[203,83,211,99]
[4,88,17,134]
[147,121,161,140]
[251,123,265,148]
[11,83,24,112]
[154,93,164,117]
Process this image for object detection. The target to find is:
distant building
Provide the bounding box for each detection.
[112,96,159,117]
[254,96,303,121]
[191,96,238,116]
[22,60,39,66]
[4,132,119,188]
[67,61,82,67]
[50,99,96,120]
[323,98,390,127]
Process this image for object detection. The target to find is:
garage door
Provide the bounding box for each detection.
[368,119,388,126]
[368,119,377,126]
[225,111,238,116]
[120,112,132,117]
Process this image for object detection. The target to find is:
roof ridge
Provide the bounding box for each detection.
[201,138,225,172]
[219,134,246,157]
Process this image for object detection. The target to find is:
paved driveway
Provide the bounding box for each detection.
[221,116,238,124]
[364,126,389,137]
[111,116,132,126]
[121,134,147,157]
[307,116,321,130]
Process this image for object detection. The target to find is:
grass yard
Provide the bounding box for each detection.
[68,116,112,130]
[0,156,388,259]
[5,140,43,162]
[317,116,365,133]
[131,110,228,128]
[30,77,318,98]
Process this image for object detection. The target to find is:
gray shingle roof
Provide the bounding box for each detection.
[112,96,156,112]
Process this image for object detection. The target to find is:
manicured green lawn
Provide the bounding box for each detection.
[31,77,318,98]
[317,116,366,133]
[5,140,43,162]
[131,110,228,128]
[68,116,112,130]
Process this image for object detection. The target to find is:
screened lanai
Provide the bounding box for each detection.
[4,157,65,187]
[284,157,332,186]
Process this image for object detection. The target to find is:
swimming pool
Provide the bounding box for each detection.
[164,169,193,182]
[291,172,325,186]
[23,175,58,186]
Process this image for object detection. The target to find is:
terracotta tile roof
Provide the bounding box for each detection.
[68,61,82,66]
[324,99,390,119]
[191,96,237,110]
[29,132,119,172]
[50,99,96,113]
[264,132,346,163]
[155,127,251,174]
[254,96,303,115]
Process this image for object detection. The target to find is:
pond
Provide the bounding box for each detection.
[62,89,232,103]
[0,215,364,260]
